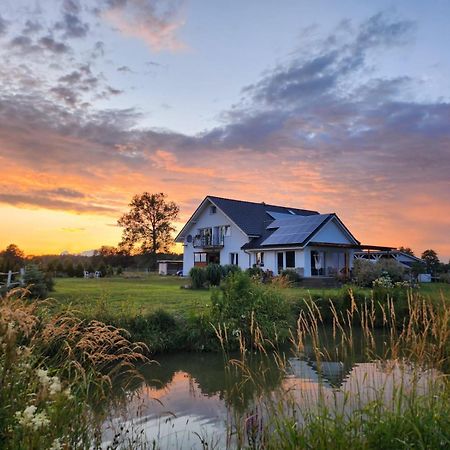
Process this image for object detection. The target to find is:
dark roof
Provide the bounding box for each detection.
[208,196,318,237]
[175,195,360,248]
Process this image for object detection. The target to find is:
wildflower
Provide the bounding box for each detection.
[36,368,50,387]
[31,411,50,430]
[63,387,74,400]
[15,405,37,427]
[49,438,62,450]
[49,376,62,396]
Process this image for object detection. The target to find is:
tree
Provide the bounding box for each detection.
[398,246,415,256]
[0,244,25,271]
[118,192,179,269]
[421,249,440,274]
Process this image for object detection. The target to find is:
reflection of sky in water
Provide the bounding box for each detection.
[102,353,439,449]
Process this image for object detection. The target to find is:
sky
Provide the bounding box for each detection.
[0,0,449,259]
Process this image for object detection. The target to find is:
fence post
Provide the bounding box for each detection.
[20,268,25,286]
[6,270,12,287]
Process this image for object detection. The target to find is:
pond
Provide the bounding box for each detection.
[101,328,439,449]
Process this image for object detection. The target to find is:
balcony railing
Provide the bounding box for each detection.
[193,236,224,248]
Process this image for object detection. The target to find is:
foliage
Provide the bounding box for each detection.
[280,269,302,284]
[421,249,440,274]
[205,263,223,286]
[221,264,242,276]
[353,258,404,287]
[0,244,25,272]
[23,264,54,298]
[189,266,207,289]
[246,267,274,283]
[211,272,290,346]
[117,192,179,268]
[398,246,415,256]
[440,273,450,284]
[0,288,147,449]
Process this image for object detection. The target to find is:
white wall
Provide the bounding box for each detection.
[181,200,249,275]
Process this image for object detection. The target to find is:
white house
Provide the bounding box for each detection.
[176,195,369,277]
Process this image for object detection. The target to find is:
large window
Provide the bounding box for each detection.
[286,251,295,268]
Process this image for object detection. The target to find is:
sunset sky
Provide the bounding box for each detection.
[0,0,449,259]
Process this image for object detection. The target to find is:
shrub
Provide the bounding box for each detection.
[378,259,405,282]
[353,259,381,287]
[280,269,302,284]
[222,264,242,277]
[211,271,290,346]
[440,273,450,284]
[189,266,207,289]
[353,258,405,287]
[205,263,223,286]
[23,265,53,298]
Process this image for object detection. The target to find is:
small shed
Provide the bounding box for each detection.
[158,260,183,276]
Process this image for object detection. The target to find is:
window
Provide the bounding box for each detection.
[286,251,295,268]
[277,252,284,273]
[230,252,239,265]
[194,252,207,263]
[210,205,217,214]
[256,252,264,266]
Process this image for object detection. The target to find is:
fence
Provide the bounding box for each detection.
[0,268,25,290]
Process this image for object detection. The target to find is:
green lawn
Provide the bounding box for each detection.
[51,275,450,318]
[51,275,211,317]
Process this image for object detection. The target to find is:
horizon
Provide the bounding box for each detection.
[0,1,449,261]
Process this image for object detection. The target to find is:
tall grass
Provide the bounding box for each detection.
[216,289,450,449]
[0,288,148,449]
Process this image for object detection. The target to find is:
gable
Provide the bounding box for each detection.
[308,217,357,245]
[175,198,247,242]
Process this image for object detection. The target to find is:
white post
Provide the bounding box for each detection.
[20,268,25,286]
[6,270,12,287]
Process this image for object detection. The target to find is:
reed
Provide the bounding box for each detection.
[0,288,148,449]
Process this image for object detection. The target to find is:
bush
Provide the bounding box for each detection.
[353,258,405,287]
[439,273,450,284]
[211,272,290,346]
[205,263,223,286]
[189,266,207,289]
[222,264,242,277]
[23,265,53,298]
[280,269,302,284]
[378,259,405,282]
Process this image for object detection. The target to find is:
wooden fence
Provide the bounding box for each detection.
[0,268,25,290]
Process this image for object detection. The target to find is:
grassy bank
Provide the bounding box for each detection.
[49,274,450,355]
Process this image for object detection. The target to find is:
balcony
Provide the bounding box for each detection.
[193,235,224,249]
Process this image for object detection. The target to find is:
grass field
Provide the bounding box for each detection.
[51,275,450,318]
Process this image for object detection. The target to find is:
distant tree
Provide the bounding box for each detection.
[118,192,179,270]
[0,244,25,271]
[65,261,75,277]
[398,246,415,256]
[421,249,440,274]
[75,263,85,278]
[55,262,65,275]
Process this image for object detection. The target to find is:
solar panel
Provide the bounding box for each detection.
[266,210,295,220]
[262,214,331,246]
